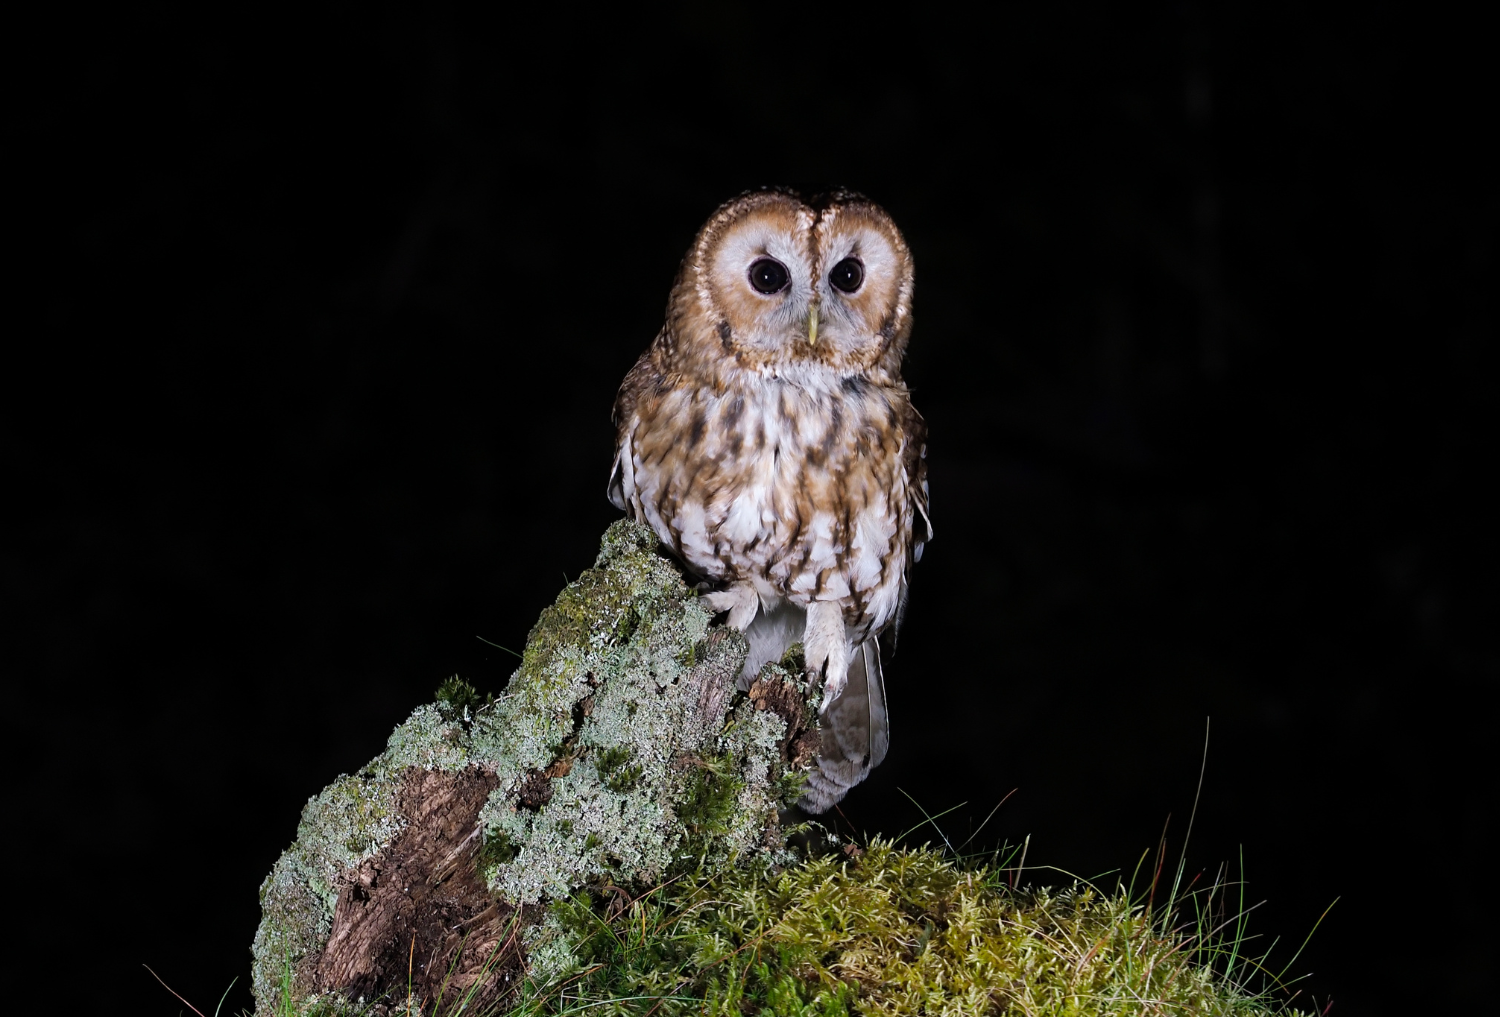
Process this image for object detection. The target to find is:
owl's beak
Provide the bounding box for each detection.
[807,303,819,346]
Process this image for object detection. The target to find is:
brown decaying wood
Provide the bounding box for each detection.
[303,766,533,1013]
[748,671,820,768]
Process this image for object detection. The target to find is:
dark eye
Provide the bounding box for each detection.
[748,258,790,294]
[829,257,864,293]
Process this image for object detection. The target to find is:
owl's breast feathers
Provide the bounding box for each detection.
[610,349,929,644]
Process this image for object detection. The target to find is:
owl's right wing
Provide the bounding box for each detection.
[607,435,632,514]
[607,347,665,514]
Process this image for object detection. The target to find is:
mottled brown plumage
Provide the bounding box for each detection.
[608,190,930,811]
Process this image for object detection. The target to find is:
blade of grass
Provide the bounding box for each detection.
[476,635,523,659]
[407,931,417,1016]
[895,788,963,854]
[431,928,473,1015]
[212,976,237,1017]
[1168,717,1212,915]
[142,965,209,1017]
[1273,896,1340,986]
[1224,844,1248,985]
[957,787,1017,853]
[451,906,524,1014]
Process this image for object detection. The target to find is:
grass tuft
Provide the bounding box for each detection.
[506,837,1314,1016]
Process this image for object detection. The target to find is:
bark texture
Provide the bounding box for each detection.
[305,767,526,1013]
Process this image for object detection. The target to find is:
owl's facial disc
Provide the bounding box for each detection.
[811,206,910,363]
[683,192,911,374]
[703,204,815,354]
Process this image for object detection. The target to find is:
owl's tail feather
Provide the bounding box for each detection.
[800,638,889,814]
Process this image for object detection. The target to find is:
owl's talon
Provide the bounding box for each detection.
[805,602,850,713]
[701,582,759,631]
[817,672,849,714]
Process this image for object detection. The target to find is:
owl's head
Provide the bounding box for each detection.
[666,189,915,380]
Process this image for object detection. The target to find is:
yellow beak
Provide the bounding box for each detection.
[807,304,819,346]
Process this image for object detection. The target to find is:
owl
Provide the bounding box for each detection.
[608,189,931,813]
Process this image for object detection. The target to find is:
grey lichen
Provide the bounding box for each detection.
[252,520,811,1014]
[473,519,788,904]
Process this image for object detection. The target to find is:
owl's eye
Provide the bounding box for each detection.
[829,257,864,294]
[748,258,790,294]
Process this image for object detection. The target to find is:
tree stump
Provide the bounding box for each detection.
[252,521,821,1015]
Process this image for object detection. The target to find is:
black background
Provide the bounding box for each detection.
[14,3,1492,1014]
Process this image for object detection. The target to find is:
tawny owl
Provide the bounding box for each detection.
[608,189,931,812]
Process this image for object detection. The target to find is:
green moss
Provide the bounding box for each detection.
[518,841,1314,1017]
[479,832,522,868]
[775,766,811,805]
[435,674,492,720]
[594,745,644,793]
[675,752,746,841]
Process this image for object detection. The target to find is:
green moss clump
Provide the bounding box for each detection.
[519,840,1313,1017]
[435,675,492,720]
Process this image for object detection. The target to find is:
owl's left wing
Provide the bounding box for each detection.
[805,399,926,813]
[889,403,931,643]
[910,438,932,564]
[801,638,888,813]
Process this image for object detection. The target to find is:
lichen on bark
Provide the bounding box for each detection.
[251,520,814,1015]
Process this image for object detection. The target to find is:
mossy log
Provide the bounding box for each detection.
[252,521,820,1016]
